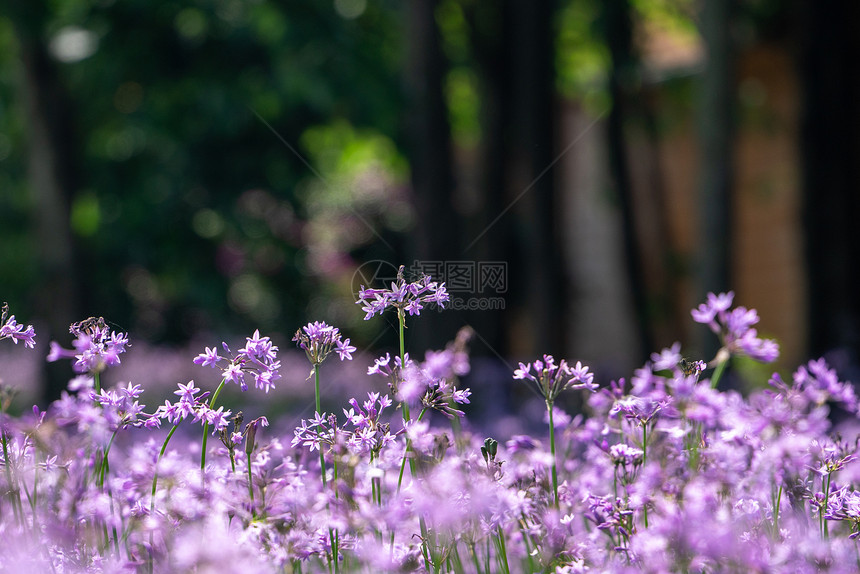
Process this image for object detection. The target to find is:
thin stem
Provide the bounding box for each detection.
[495,525,510,574]
[642,424,648,528]
[2,430,21,526]
[823,471,832,539]
[773,484,782,537]
[312,364,338,570]
[709,355,729,389]
[98,430,119,488]
[151,424,179,508]
[32,448,38,533]
[247,450,256,518]
[547,400,559,507]
[469,542,482,574]
[314,365,327,488]
[150,423,179,570]
[201,378,227,470]
[398,308,406,369]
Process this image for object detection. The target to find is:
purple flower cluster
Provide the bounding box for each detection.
[369,330,473,419]
[0,303,36,349]
[356,265,449,319]
[194,329,281,392]
[514,354,596,402]
[152,380,232,432]
[47,321,129,374]
[292,321,356,366]
[692,291,780,362]
[4,291,860,572]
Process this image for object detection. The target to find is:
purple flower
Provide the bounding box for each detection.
[691,292,779,364]
[46,319,130,375]
[515,355,597,402]
[691,291,735,326]
[193,346,221,367]
[355,265,449,320]
[452,387,471,404]
[651,343,683,371]
[0,304,36,349]
[293,321,353,366]
[206,406,232,433]
[336,338,356,361]
[174,380,200,401]
[195,330,281,393]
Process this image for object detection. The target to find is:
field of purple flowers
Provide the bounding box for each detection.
[1,268,860,573]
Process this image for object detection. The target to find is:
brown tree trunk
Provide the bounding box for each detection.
[696,0,736,360]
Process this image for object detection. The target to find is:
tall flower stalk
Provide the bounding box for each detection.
[193,330,281,470]
[356,265,449,570]
[293,321,355,572]
[691,291,779,388]
[514,355,596,507]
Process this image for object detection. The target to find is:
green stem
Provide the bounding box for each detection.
[311,364,338,570]
[32,448,38,533]
[495,525,510,574]
[247,450,256,518]
[150,423,179,569]
[709,355,729,389]
[94,372,101,395]
[823,471,832,539]
[398,308,406,369]
[201,378,226,470]
[547,400,559,507]
[519,513,537,574]
[642,424,648,528]
[773,484,782,537]
[98,430,119,488]
[2,431,21,525]
[151,424,179,508]
[314,365,327,488]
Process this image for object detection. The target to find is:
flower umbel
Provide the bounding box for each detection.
[692,291,779,363]
[292,321,355,367]
[356,265,449,320]
[514,355,596,402]
[193,330,281,393]
[0,303,36,349]
[47,317,128,374]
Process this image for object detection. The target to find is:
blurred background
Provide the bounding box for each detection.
[1,0,859,424]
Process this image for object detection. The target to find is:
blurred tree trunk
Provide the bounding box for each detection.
[696,0,736,361]
[510,0,564,357]
[602,0,651,362]
[464,2,513,359]
[464,0,561,358]
[405,0,462,351]
[7,1,81,403]
[800,0,860,358]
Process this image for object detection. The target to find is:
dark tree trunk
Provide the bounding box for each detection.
[8,1,82,403]
[405,0,462,352]
[697,0,736,360]
[463,2,513,360]
[800,0,860,358]
[509,0,564,357]
[602,0,652,363]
